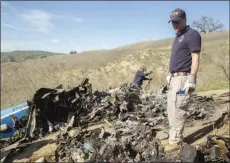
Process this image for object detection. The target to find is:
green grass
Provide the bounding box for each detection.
[196,81,230,91]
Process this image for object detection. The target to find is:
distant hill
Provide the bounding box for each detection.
[1,50,67,63]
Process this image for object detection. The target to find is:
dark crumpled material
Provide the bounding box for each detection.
[1,78,229,163]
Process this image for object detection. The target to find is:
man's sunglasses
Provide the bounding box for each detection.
[172,21,180,24]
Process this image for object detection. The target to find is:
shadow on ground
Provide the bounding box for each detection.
[184,112,228,144]
[3,139,50,162]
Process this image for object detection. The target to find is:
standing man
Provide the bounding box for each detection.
[163,8,202,152]
[133,66,152,88]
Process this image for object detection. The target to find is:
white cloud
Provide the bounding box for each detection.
[2,21,39,32]
[52,39,60,43]
[2,2,84,34]
[20,10,83,34]
[2,22,18,29]
[2,3,54,34]
[21,9,54,34]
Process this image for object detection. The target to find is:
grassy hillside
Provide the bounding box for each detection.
[1,30,229,109]
[1,50,68,63]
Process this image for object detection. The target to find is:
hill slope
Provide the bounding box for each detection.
[1,30,229,109]
[1,50,67,63]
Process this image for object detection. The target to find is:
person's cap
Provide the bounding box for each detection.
[168,8,186,23]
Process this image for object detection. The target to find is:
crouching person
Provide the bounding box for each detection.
[133,66,152,89]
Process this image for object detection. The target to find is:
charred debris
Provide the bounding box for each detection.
[1,78,229,162]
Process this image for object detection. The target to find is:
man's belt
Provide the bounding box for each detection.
[171,72,189,77]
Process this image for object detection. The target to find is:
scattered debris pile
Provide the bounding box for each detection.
[52,80,228,162]
[25,78,97,139]
[54,129,230,163]
[185,95,217,122]
[55,126,166,162]
[1,78,229,162]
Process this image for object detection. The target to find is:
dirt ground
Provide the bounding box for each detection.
[5,89,230,162]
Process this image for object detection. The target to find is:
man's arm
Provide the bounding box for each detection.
[190,52,200,76]
[138,71,151,77]
[144,73,150,76]
[139,72,151,80]
[143,77,152,80]
[188,31,202,76]
[183,30,201,93]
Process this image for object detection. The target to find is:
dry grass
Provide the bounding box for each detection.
[1,30,229,109]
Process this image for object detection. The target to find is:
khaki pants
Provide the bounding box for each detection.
[167,76,191,144]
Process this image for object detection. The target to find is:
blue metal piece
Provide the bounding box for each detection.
[1,103,28,117]
[177,90,185,94]
[0,103,29,139]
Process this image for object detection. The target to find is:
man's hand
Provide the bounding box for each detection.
[183,51,199,94]
[149,71,153,74]
[149,78,152,80]
[183,74,196,94]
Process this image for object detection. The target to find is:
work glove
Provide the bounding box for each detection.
[183,74,196,94]
[166,75,171,85]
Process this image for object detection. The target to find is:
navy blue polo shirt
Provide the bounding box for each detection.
[133,70,150,86]
[169,26,202,73]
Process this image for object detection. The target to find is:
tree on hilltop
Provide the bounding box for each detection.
[192,16,224,33]
[69,51,78,54]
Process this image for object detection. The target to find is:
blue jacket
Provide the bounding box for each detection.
[133,70,151,86]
